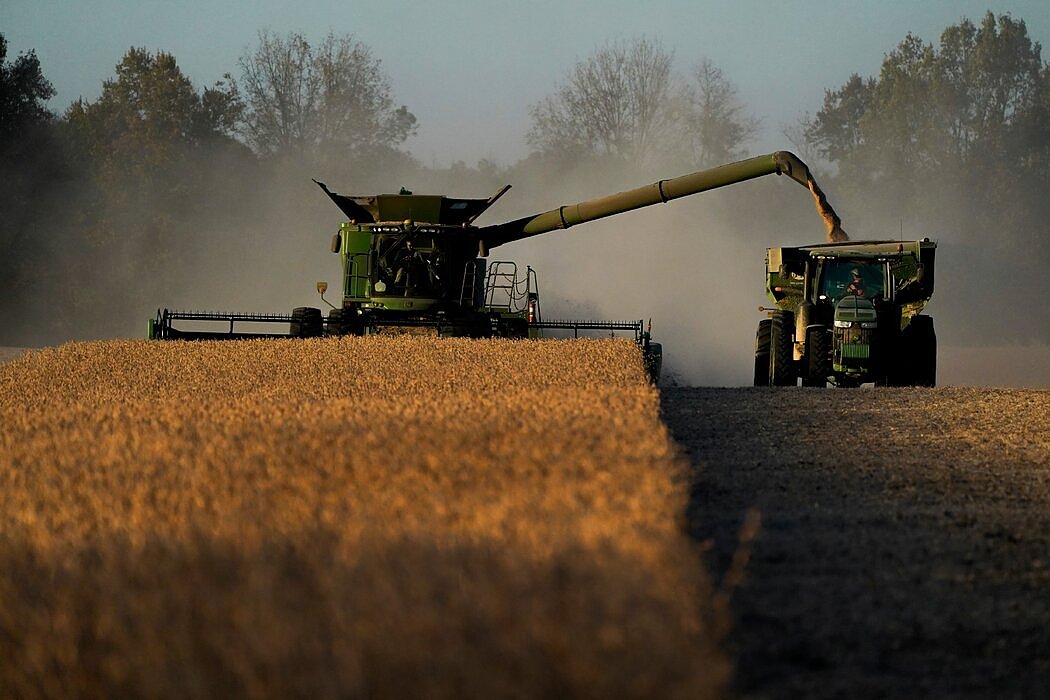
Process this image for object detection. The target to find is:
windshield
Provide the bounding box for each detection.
[820,260,885,301]
[373,235,443,297]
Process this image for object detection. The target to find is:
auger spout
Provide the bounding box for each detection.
[476,151,846,251]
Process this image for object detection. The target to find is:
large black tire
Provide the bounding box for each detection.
[770,310,796,386]
[802,325,831,388]
[890,315,937,387]
[495,317,529,339]
[290,307,323,338]
[326,309,344,336]
[874,305,903,386]
[910,315,937,387]
[879,351,909,387]
[754,319,772,386]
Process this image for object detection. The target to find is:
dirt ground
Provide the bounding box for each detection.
[661,386,1050,699]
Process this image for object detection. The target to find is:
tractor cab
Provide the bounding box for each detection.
[758,239,938,387]
[816,259,889,303]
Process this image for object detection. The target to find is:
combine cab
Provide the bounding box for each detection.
[754,239,937,387]
[150,151,844,383]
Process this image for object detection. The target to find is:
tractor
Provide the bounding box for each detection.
[754,239,937,387]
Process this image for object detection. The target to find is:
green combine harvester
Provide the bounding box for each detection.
[151,151,930,385]
[755,238,937,387]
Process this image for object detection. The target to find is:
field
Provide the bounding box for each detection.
[664,386,1050,698]
[0,337,727,699]
[6,338,1046,698]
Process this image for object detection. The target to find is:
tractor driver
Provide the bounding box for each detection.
[844,265,885,299]
[846,267,866,297]
[394,240,431,294]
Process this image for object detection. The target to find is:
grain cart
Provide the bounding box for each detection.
[150,151,840,382]
[754,238,937,387]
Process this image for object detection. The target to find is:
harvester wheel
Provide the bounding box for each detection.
[290,307,323,338]
[327,309,344,336]
[753,319,772,386]
[770,310,796,386]
[802,325,831,388]
[498,317,529,339]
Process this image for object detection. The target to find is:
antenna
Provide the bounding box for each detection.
[900,217,903,241]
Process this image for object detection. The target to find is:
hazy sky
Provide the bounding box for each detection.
[3,1,1049,166]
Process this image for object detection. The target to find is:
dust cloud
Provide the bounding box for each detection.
[3,122,1046,387]
[491,162,818,386]
[0,144,413,347]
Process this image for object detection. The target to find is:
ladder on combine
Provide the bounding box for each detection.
[343,252,371,300]
[483,261,533,313]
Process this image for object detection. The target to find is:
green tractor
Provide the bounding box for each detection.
[754,239,937,387]
[149,151,842,382]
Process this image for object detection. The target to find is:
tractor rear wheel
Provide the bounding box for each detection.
[753,319,772,386]
[910,315,937,387]
[770,310,796,386]
[290,307,323,338]
[802,325,831,388]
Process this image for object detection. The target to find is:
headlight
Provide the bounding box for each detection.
[833,319,852,328]
[860,321,878,329]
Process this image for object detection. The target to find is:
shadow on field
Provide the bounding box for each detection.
[661,386,1050,700]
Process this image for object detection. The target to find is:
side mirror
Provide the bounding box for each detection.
[330,234,341,253]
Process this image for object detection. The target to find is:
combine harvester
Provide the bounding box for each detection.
[150,151,897,384]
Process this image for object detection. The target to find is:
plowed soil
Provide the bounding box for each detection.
[661,386,1050,699]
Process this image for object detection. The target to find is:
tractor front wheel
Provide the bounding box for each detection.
[802,325,831,388]
[770,310,796,386]
[753,319,772,386]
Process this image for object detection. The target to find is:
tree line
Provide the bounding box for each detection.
[2,13,1049,345]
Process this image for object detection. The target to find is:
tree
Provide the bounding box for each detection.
[236,30,417,166]
[803,73,875,170]
[680,58,759,166]
[0,34,61,343]
[65,47,242,180]
[0,33,56,147]
[53,48,250,338]
[805,12,1047,181]
[527,37,676,165]
[526,38,756,169]
[802,12,1050,343]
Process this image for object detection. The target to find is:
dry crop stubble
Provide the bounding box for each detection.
[0,336,727,698]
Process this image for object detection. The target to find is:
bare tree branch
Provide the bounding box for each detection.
[527,38,755,169]
[236,31,417,164]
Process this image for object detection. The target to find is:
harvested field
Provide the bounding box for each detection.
[0,337,727,699]
[664,387,1050,699]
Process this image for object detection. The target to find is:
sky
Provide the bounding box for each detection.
[3,0,1049,167]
